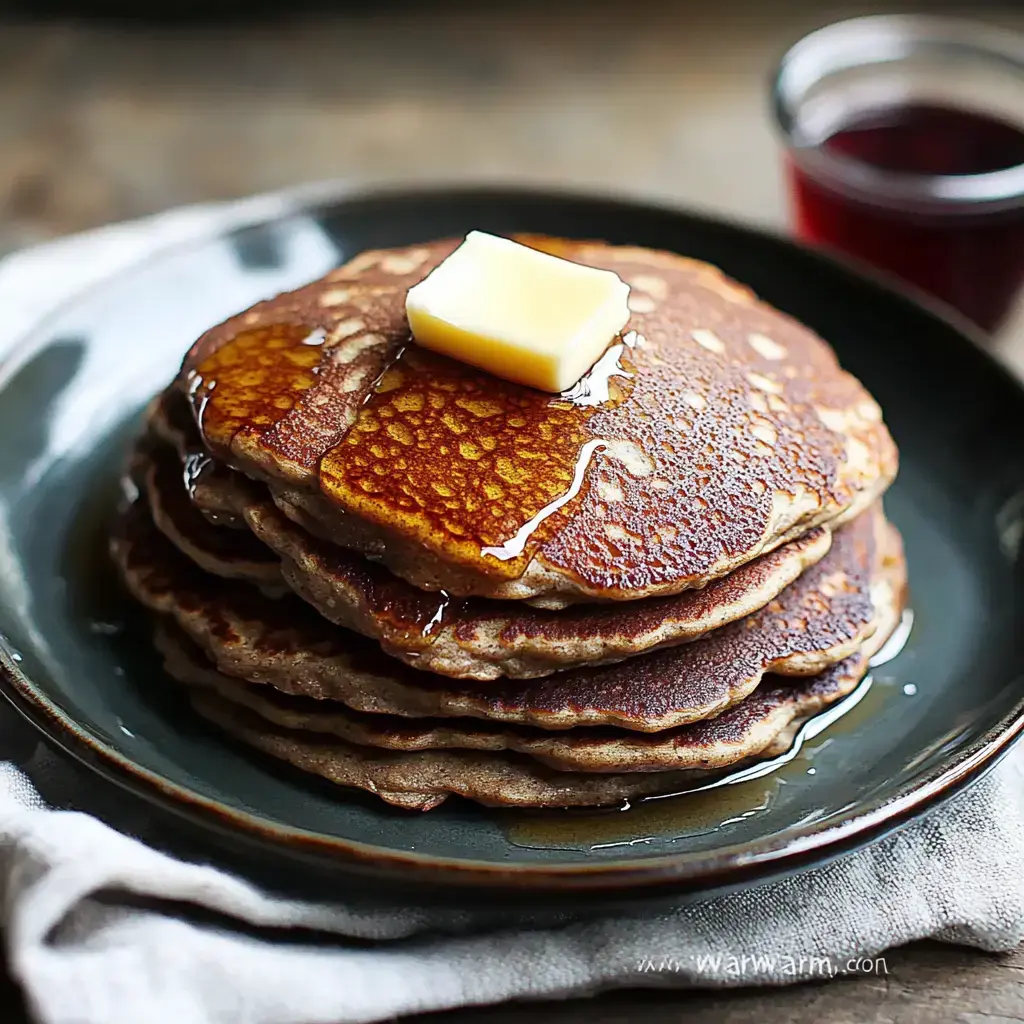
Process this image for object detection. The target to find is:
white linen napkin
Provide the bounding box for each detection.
[1,194,1022,1024]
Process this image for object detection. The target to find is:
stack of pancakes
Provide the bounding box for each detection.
[111,237,904,811]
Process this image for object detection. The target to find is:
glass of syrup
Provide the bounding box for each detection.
[772,15,1024,332]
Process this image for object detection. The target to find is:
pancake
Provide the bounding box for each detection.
[111,496,895,732]
[134,442,283,590]
[175,238,897,606]
[137,438,836,680]
[183,632,892,810]
[158,551,901,775]
[248,499,832,679]
[147,392,250,530]
[188,690,717,810]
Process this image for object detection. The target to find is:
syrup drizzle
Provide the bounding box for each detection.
[188,315,639,579]
[420,591,452,639]
[869,608,914,668]
[480,439,609,562]
[182,451,213,502]
[504,607,916,853]
[478,333,636,559]
[560,332,637,408]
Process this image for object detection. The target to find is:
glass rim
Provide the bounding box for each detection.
[771,14,1024,212]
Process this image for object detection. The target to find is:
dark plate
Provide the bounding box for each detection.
[1,186,1023,906]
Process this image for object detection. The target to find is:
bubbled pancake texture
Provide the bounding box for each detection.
[114,489,896,731]
[166,551,902,809]
[110,237,903,809]
[177,238,898,604]
[137,432,836,680]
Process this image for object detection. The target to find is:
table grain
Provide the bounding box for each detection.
[2,5,1023,1021]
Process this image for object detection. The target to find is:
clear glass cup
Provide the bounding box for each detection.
[772,15,1024,332]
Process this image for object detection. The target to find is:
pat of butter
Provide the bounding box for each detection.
[405,231,631,393]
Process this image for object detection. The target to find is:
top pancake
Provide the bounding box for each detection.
[178,238,897,604]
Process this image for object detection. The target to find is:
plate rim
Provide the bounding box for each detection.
[2,648,1021,895]
[2,181,1023,897]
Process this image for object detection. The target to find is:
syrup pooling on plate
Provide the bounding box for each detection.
[869,608,914,669]
[504,607,916,851]
[502,675,879,852]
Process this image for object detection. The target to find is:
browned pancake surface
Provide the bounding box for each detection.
[111,497,890,731]
[175,239,897,603]
[160,546,902,776]
[138,441,282,588]
[184,635,891,809]
[138,437,835,679]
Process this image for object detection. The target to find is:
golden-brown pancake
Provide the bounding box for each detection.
[111,496,895,732]
[147,391,249,530]
[182,631,893,810]
[138,438,835,680]
[174,239,897,606]
[159,545,901,776]
[132,442,283,590]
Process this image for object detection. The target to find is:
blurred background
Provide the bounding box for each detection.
[1,0,1023,355]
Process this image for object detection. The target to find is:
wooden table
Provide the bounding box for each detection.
[2,4,1023,1020]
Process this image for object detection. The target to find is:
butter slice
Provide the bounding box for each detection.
[405,231,631,393]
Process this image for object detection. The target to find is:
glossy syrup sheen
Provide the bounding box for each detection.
[153,390,846,678]
[181,238,895,598]
[320,339,634,556]
[14,185,1022,894]
[188,324,327,441]
[188,317,636,580]
[146,398,466,654]
[503,610,914,852]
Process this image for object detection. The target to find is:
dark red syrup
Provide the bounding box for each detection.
[789,102,1024,330]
